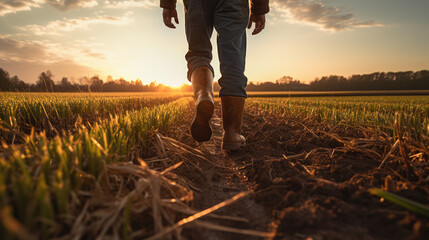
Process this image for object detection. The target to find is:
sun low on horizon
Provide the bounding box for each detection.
[1,0,429,87]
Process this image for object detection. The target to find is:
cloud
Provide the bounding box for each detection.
[272,0,381,31]
[45,0,97,11]
[0,35,105,63]
[103,0,156,9]
[0,35,52,62]
[0,35,101,82]
[0,0,97,16]
[0,0,44,16]
[81,49,105,59]
[20,12,133,35]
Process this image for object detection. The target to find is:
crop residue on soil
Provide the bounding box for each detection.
[161,100,429,239]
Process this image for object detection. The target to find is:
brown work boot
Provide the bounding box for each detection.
[221,96,246,150]
[190,67,214,142]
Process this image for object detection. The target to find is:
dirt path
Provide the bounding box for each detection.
[162,100,429,240]
[186,105,271,239]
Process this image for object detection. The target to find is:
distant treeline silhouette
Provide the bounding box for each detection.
[241,71,429,91]
[0,68,193,92]
[1,67,428,92]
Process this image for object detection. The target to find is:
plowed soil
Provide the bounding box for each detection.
[162,100,429,240]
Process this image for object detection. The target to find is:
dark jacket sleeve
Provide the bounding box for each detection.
[160,0,176,9]
[251,0,270,15]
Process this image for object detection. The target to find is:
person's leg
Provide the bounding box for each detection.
[184,0,215,80]
[214,0,249,98]
[184,0,216,142]
[214,0,249,150]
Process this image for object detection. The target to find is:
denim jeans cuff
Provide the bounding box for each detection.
[187,64,215,81]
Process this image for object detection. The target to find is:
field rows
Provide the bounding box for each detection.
[0,96,191,239]
[247,96,429,138]
[0,93,428,238]
[0,93,185,143]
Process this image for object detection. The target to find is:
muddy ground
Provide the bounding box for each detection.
[159,100,429,240]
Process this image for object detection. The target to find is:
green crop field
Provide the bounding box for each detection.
[0,92,428,239]
[0,93,192,239]
[247,96,429,139]
[0,92,190,142]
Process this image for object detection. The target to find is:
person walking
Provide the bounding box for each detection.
[161,0,269,150]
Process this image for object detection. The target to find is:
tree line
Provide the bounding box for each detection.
[0,68,193,92]
[241,71,429,91]
[1,67,428,92]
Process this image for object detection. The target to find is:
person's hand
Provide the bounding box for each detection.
[163,8,179,29]
[247,14,266,35]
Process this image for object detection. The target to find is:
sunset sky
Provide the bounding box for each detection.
[1,0,428,87]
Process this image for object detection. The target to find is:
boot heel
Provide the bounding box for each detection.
[221,96,246,150]
[221,141,245,151]
[191,99,214,142]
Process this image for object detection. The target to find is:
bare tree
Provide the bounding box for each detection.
[37,71,55,92]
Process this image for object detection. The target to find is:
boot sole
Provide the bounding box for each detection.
[221,141,246,151]
[191,99,214,142]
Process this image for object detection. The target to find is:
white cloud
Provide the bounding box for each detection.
[272,0,382,31]
[103,0,156,9]
[0,0,97,16]
[20,12,133,35]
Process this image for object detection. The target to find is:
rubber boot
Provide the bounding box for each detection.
[221,96,246,150]
[190,67,214,142]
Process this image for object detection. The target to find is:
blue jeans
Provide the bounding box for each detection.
[184,0,249,98]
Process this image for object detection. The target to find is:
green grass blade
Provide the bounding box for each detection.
[369,188,429,218]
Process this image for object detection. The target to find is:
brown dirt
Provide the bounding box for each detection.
[160,100,429,240]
